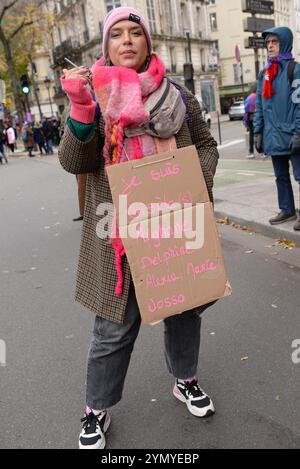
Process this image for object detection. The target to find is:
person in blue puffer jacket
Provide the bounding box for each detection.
[254,26,300,231]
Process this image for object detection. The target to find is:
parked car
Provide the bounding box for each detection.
[228,100,245,120]
[195,95,212,129]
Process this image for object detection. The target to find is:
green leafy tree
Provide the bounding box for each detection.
[0,0,49,123]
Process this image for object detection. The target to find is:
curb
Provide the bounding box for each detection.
[214,210,300,247]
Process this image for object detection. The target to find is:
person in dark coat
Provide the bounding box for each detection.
[0,123,8,163]
[42,118,54,154]
[243,82,257,158]
[22,123,35,157]
[33,123,47,155]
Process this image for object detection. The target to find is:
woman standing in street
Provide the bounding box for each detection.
[6,123,16,153]
[22,122,35,157]
[59,6,219,450]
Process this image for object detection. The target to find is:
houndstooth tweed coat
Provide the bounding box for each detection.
[58,89,219,324]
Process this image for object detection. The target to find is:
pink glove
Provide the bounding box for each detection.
[60,76,96,124]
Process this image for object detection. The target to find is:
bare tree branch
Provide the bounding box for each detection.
[0,0,20,25]
[9,19,34,40]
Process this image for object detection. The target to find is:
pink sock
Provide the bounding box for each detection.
[85,406,103,416]
[178,376,197,384]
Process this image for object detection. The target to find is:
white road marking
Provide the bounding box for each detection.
[217,139,245,149]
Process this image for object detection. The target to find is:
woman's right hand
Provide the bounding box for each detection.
[61,66,93,103]
[62,67,90,82]
[60,67,96,124]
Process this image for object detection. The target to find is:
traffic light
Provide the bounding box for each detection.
[20,74,30,94]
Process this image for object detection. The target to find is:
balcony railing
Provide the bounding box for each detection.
[53,37,81,63]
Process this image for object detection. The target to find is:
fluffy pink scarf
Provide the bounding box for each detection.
[92,53,176,295]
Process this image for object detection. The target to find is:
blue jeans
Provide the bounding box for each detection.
[46,138,53,154]
[271,155,300,215]
[86,283,202,410]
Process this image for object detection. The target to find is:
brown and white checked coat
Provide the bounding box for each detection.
[58,89,219,324]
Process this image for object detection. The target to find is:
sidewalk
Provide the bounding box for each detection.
[214,175,300,246]
[211,114,230,125]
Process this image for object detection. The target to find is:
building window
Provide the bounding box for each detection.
[196,7,201,36]
[200,48,206,71]
[209,13,218,31]
[163,0,173,35]
[181,2,190,34]
[201,81,216,112]
[105,0,121,13]
[146,0,157,34]
[212,40,219,53]
[233,63,242,84]
[169,47,176,72]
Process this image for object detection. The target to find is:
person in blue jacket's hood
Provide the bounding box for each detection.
[254,26,300,230]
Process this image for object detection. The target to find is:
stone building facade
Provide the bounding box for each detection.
[47,0,220,114]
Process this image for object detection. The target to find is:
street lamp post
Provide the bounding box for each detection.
[184,32,195,95]
[44,77,54,116]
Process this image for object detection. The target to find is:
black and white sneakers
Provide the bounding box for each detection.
[79,379,214,448]
[79,410,111,450]
[173,378,215,418]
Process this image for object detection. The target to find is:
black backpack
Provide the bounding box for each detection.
[287,59,298,87]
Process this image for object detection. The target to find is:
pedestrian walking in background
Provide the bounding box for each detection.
[243,83,257,159]
[51,117,61,146]
[42,117,54,154]
[21,123,35,157]
[0,123,8,164]
[254,27,300,231]
[33,123,47,155]
[6,124,16,153]
[59,6,219,450]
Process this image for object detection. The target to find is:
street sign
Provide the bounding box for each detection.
[242,0,274,15]
[244,17,275,33]
[245,36,266,49]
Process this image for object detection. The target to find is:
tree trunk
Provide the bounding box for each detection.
[0,26,24,124]
[29,58,43,121]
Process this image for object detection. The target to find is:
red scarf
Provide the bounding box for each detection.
[263,62,278,99]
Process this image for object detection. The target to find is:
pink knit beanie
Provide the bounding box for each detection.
[102,6,152,57]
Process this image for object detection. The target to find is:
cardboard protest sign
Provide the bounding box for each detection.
[107,145,232,324]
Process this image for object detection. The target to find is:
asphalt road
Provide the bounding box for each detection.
[211,119,252,160]
[0,154,300,449]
